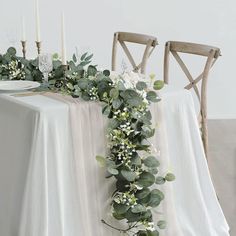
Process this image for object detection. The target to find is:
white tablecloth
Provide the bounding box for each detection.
[0,90,230,236]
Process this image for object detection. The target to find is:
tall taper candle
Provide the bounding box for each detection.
[22,17,26,41]
[35,0,41,42]
[61,12,67,65]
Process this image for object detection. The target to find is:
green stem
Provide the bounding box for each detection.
[101,220,139,234]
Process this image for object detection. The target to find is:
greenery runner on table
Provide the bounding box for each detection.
[0,47,175,236]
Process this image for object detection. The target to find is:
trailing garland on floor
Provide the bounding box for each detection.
[0,47,175,236]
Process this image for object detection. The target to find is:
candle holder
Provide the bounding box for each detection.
[62,64,68,78]
[21,41,26,59]
[35,41,41,55]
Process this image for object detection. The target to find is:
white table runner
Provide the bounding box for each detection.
[0,90,229,236]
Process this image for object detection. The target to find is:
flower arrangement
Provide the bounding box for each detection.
[0,47,175,236]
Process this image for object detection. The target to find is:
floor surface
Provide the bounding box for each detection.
[208,120,236,236]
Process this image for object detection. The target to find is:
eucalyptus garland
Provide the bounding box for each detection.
[0,47,175,236]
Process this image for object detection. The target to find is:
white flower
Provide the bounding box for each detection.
[122,71,145,89]
[109,71,146,89]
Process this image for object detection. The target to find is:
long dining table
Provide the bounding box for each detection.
[0,87,230,236]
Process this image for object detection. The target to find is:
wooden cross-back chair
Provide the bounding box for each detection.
[164,41,221,158]
[112,32,158,74]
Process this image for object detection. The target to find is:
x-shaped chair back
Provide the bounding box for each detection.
[164,41,221,158]
[112,32,158,74]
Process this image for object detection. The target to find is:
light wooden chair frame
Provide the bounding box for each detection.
[164,41,221,158]
[112,32,158,74]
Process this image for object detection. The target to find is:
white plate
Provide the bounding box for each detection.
[0,81,40,91]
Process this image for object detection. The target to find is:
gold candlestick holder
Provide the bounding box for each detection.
[21,41,26,59]
[35,41,41,55]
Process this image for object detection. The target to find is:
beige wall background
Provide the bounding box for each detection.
[0,0,235,118]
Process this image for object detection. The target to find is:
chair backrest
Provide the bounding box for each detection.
[112,32,158,74]
[164,41,221,157]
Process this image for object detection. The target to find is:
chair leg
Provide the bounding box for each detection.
[202,118,208,159]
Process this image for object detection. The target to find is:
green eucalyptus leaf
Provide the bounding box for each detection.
[127,96,143,107]
[7,47,16,56]
[81,52,87,61]
[97,80,110,94]
[72,54,77,63]
[103,70,110,77]
[106,160,116,168]
[147,230,159,236]
[153,80,164,90]
[121,89,143,107]
[30,59,39,67]
[137,231,148,236]
[54,66,64,78]
[157,220,166,229]
[109,88,119,99]
[108,167,119,175]
[136,188,150,199]
[87,65,97,76]
[165,173,176,182]
[112,212,125,220]
[96,73,107,81]
[144,110,152,120]
[121,169,137,182]
[141,209,152,220]
[96,155,106,167]
[130,156,141,166]
[131,204,146,213]
[153,189,164,200]
[136,172,155,188]
[4,53,11,62]
[136,144,150,152]
[125,209,141,222]
[143,156,160,168]
[102,105,111,115]
[136,81,147,91]
[73,89,82,97]
[81,92,90,101]
[148,168,158,175]
[52,53,59,60]
[79,61,91,67]
[146,91,159,102]
[85,54,93,61]
[112,98,122,109]
[108,119,120,129]
[155,176,166,185]
[117,81,126,90]
[121,89,138,99]
[148,189,163,207]
[77,78,88,90]
[70,61,77,70]
[113,202,129,215]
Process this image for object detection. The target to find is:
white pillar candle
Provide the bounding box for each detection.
[61,12,67,65]
[22,17,26,41]
[35,0,41,42]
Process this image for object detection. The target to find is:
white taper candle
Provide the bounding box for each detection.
[35,0,41,42]
[61,12,67,65]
